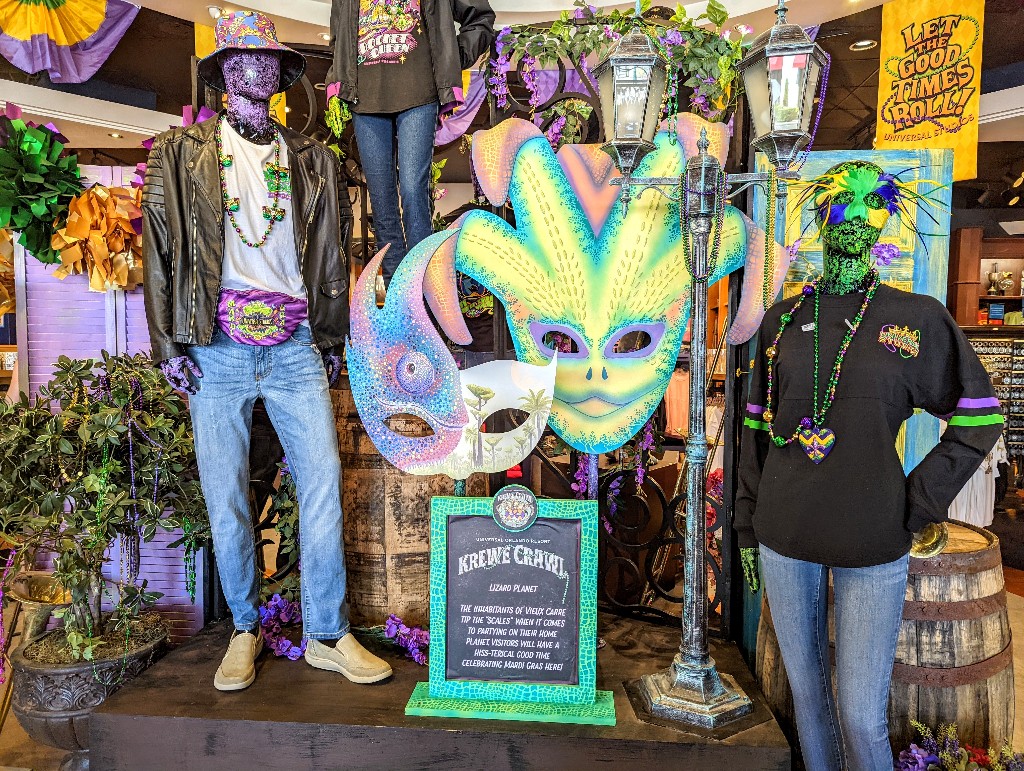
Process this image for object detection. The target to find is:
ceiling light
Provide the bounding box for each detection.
[1011,196,1022,206]
[108,132,123,139]
[207,6,224,19]
[1015,174,1024,188]
[978,189,994,206]
[849,39,877,51]
[319,32,331,42]
[285,107,292,113]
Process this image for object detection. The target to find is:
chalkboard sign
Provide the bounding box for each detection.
[426,489,599,707]
[444,514,581,686]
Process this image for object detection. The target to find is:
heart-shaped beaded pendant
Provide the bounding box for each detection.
[798,427,835,464]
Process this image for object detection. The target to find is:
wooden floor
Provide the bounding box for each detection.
[91,615,790,771]
[1005,566,1024,598]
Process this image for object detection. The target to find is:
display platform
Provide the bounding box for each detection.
[90,615,790,770]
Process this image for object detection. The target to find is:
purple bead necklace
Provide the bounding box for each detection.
[763,269,880,464]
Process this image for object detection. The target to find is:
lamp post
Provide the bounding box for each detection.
[596,0,829,730]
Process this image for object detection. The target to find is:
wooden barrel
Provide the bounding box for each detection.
[755,522,1013,754]
[889,523,1014,751]
[332,376,485,628]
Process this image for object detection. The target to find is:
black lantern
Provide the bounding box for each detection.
[594,26,668,179]
[737,0,828,172]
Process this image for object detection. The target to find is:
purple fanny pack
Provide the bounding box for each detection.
[217,289,308,346]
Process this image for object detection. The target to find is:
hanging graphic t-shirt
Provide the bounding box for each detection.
[353,0,437,114]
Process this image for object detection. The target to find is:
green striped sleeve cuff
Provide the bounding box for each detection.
[743,417,770,432]
[948,414,1004,427]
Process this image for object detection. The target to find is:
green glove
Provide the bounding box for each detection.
[740,547,760,593]
[325,93,351,139]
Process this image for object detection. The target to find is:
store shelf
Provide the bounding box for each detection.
[980,295,1024,301]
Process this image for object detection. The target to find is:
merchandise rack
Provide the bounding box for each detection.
[961,326,1018,452]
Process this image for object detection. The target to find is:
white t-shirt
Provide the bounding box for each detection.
[219,117,306,302]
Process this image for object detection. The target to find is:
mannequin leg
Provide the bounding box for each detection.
[353,112,405,285]
[833,553,909,771]
[186,332,260,633]
[759,545,845,770]
[395,101,439,257]
[259,327,349,639]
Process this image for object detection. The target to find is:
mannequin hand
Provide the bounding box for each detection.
[740,547,761,593]
[159,356,202,395]
[322,353,343,387]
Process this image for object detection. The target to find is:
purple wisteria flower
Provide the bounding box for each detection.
[521,55,541,110]
[871,242,900,267]
[635,419,656,487]
[604,474,623,534]
[896,745,939,771]
[385,613,430,666]
[572,4,597,19]
[545,115,568,149]
[662,29,683,47]
[603,25,621,40]
[488,27,515,109]
[571,455,590,500]
[258,594,307,661]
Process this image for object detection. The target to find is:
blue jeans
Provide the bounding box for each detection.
[187,326,349,639]
[760,545,909,771]
[352,101,438,285]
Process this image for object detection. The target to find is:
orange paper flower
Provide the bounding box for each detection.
[51,185,143,292]
[0,228,14,315]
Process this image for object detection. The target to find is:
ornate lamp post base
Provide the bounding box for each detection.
[636,655,753,729]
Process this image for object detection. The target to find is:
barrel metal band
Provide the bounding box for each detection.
[891,640,1014,688]
[908,543,1001,576]
[901,589,1007,622]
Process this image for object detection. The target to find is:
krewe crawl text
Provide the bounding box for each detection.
[458,545,567,580]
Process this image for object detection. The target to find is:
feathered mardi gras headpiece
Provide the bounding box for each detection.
[793,160,947,243]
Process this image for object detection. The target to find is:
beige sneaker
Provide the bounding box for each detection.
[214,630,264,691]
[304,634,393,683]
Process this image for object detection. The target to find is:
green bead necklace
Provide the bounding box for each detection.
[763,269,880,464]
[216,118,286,249]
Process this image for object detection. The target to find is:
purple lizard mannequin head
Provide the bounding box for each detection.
[220,49,281,143]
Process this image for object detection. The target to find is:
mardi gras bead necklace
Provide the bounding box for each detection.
[763,269,880,464]
[216,118,286,249]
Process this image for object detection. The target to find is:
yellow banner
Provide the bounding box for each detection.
[195,23,288,125]
[875,0,984,181]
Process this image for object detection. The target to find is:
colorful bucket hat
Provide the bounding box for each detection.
[197,11,306,94]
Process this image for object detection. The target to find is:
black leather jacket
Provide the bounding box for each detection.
[328,0,495,107]
[141,115,349,362]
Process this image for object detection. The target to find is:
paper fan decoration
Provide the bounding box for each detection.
[51,185,143,292]
[0,0,139,84]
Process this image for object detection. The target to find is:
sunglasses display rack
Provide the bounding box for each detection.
[965,331,1019,451]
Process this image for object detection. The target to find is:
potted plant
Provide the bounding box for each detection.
[0,352,208,771]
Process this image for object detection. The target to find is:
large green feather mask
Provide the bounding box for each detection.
[425,117,783,454]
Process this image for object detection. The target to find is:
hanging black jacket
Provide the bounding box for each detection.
[327,0,495,108]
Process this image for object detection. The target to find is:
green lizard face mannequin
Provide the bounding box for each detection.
[794,159,946,295]
[812,161,891,294]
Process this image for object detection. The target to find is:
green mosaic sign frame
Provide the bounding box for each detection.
[426,495,599,706]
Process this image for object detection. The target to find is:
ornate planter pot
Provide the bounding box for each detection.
[11,627,167,771]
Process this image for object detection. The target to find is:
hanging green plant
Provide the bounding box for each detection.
[0,116,83,265]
